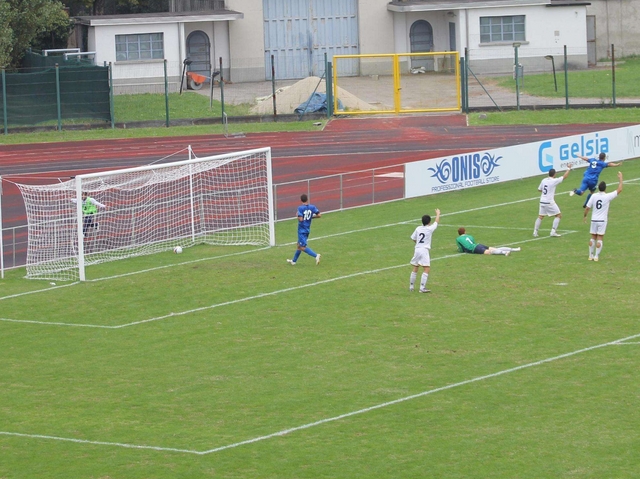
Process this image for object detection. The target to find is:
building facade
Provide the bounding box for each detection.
[75,0,591,90]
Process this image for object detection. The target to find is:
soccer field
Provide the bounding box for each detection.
[1,159,639,478]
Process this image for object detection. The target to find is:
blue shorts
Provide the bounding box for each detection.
[473,244,489,254]
[576,178,597,195]
[297,231,309,247]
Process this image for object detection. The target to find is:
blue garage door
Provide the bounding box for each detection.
[263,0,359,80]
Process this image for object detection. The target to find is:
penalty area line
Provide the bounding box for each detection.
[2,330,638,455]
[0,233,571,329]
[199,330,640,455]
[0,431,200,455]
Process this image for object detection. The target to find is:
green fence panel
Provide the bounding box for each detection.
[0,65,110,126]
[3,69,59,125]
[59,66,111,121]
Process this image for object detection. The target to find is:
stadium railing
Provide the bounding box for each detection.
[2,164,406,271]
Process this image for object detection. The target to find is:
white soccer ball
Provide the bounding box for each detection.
[173,246,183,254]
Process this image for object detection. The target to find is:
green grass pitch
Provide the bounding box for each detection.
[1,159,639,478]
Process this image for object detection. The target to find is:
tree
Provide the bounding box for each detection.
[31,5,75,53]
[63,0,165,16]
[63,0,104,16]
[0,0,73,68]
[0,1,13,68]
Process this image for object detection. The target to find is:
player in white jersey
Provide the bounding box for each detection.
[409,209,440,293]
[583,171,623,261]
[533,165,571,237]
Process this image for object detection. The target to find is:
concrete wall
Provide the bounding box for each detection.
[89,20,233,93]
[358,0,394,55]
[226,0,265,82]
[89,23,183,94]
[184,22,231,79]
[88,0,592,86]
[90,23,181,72]
[587,0,640,60]
[465,5,587,74]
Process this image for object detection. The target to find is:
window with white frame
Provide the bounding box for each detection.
[479,16,525,43]
[115,33,164,61]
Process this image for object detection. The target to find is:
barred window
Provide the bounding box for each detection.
[480,16,525,43]
[116,33,164,61]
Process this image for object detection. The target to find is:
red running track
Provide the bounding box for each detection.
[0,115,630,268]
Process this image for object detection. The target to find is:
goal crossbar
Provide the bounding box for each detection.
[16,146,274,281]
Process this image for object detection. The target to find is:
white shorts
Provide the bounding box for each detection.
[410,249,431,267]
[538,202,561,216]
[590,220,608,236]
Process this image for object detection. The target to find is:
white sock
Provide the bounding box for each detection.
[551,217,560,232]
[589,239,596,257]
[491,249,507,255]
[410,272,417,288]
[534,217,542,234]
[595,240,603,258]
[421,273,429,289]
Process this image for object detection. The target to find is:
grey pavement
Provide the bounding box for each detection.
[197,72,640,113]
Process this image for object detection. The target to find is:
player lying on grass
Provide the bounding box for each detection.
[456,228,521,256]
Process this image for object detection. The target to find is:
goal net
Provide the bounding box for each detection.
[15,147,275,281]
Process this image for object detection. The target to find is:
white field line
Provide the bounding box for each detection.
[91,246,272,282]
[1,166,636,453]
[0,233,569,330]
[294,173,640,245]
[4,176,635,299]
[6,173,634,322]
[0,192,546,303]
[2,330,638,455]
[0,431,198,455]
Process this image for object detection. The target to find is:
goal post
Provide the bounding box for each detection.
[16,147,275,281]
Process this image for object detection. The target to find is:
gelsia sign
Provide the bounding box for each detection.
[405,125,640,199]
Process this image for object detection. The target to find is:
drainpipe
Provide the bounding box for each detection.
[179,22,186,66]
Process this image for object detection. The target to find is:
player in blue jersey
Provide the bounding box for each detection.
[570,153,621,207]
[287,194,322,265]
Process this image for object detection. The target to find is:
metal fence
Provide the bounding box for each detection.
[4,44,640,132]
[1,63,111,131]
[463,44,640,111]
[333,52,460,115]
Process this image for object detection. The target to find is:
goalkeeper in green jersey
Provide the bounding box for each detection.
[456,227,521,256]
[71,192,107,237]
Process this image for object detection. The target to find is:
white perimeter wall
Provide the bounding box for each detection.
[359,0,394,54]
[392,10,456,54]
[226,0,266,81]
[226,0,397,80]
[466,5,587,61]
[89,24,182,79]
[405,125,640,198]
[184,21,230,72]
[587,0,640,59]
